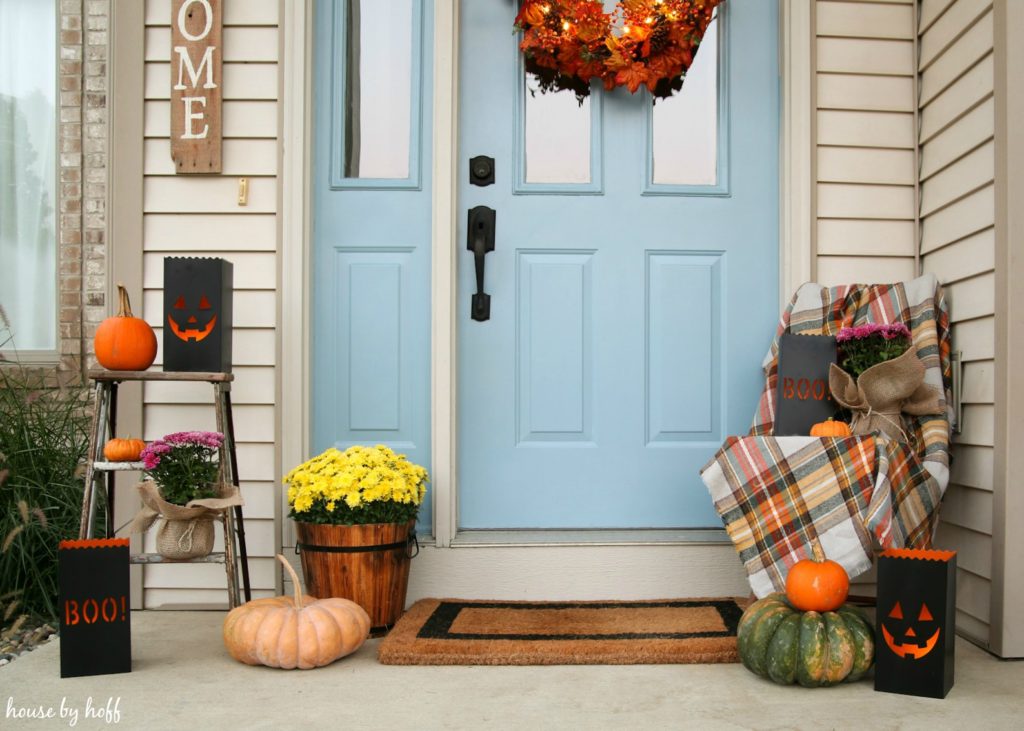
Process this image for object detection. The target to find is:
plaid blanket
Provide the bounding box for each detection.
[701,274,952,597]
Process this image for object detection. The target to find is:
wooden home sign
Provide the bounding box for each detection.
[170,0,222,173]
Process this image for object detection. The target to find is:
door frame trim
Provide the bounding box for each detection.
[279,0,814,551]
[430,0,460,547]
[279,0,314,556]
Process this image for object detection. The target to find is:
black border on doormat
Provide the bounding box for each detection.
[415,599,744,641]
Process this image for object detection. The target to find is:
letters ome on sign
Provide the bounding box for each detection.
[170,0,222,173]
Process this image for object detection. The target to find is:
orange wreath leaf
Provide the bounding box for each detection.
[616,62,649,94]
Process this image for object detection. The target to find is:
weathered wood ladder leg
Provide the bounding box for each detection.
[79,381,111,539]
[224,388,252,602]
[214,381,248,607]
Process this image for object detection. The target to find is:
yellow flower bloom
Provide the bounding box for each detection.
[284,445,429,520]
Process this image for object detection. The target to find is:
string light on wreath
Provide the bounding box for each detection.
[515,0,722,103]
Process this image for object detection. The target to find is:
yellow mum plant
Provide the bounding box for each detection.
[284,445,428,525]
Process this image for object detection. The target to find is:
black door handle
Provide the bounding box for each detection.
[468,206,496,322]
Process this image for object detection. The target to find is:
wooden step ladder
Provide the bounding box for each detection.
[77,370,251,608]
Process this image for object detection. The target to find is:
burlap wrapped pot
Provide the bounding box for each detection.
[129,481,243,560]
[155,518,215,559]
[829,348,943,441]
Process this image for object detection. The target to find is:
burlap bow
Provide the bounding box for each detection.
[829,348,943,441]
[127,481,244,535]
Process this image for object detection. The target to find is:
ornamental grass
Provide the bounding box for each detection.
[0,324,92,626]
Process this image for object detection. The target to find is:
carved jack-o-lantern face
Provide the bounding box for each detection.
[881,600,940,659]
[167,294,218,342]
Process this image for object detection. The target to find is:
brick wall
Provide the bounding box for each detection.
[57,0,109,377]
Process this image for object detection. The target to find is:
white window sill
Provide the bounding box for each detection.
[0,350,62,366]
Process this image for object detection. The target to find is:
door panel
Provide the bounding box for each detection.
[517,251,595,443]
[457,0,779,529]
[646,252,722,443]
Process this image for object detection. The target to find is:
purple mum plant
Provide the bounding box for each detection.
[836,322,912,379]
[141,431,224,506]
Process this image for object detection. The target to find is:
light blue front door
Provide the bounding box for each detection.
[312,1,434,530]
[457,0,779,529]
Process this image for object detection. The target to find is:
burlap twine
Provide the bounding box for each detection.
[156,518,214,559]
[829,348,943,441]
[128,481,243,559]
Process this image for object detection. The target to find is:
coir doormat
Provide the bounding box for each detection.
[377,598,746,665]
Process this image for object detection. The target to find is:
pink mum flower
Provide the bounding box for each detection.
[140,441,172,469]
[836,322,911,344]
[163,431,224,449]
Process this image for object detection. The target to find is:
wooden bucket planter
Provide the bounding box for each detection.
[294,520,416,635]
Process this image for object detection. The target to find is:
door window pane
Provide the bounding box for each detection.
[650,12,719,187]
[343,0,413,179]
[524,75,591,185]
[0,0,57,351]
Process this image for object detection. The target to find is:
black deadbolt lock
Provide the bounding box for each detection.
[469,155,495,187]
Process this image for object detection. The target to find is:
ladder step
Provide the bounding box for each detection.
[93,461,146,471]
[130,552,226,564]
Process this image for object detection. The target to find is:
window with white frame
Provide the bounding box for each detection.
[0,0,57,354]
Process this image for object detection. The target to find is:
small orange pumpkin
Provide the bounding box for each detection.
[809,418,852,437]
[103,436,146,462]
[785,540,850,612]
[223,555,370,669]
[94,283,158,371]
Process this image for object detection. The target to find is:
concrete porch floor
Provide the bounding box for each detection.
[2,611,1023,730]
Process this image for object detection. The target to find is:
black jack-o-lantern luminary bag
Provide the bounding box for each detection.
[163,257,233,373]
[875,548,957,699]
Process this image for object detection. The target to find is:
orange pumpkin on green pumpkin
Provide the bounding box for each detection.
[785,540,850,612]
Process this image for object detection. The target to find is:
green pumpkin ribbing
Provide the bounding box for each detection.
[837,607,875,681]
[823,612,855,684]
[746,603,791,677]
[737,595,787,670]
[765,613,800,685]
[797,611,828,687]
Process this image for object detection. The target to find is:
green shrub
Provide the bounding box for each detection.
[1,331,92,626]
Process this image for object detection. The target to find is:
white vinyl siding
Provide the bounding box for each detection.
[807,0,919,600]
[139,0,279,608]
[919,0,995,646]
[814,0,919,284]
[813,1,1001,636]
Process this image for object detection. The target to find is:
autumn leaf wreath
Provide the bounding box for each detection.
[515,0,722,104]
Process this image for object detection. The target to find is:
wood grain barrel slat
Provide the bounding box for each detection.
[294,520,414,634]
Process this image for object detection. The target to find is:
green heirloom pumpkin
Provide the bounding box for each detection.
[738,593,874,686]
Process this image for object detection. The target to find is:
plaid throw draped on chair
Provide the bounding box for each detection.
[701,274,952,598]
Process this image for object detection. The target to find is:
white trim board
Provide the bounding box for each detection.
[780,0,815,297]
[430,0,459,548]
[278,0,313,571]
[278,0,813,595]
[408,544,750,601]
